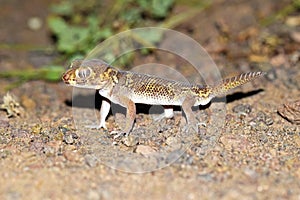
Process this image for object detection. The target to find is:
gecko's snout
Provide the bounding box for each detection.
[62,69,75,84]
[62,72,70,84]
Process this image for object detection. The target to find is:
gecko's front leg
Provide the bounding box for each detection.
[86,98,110,130]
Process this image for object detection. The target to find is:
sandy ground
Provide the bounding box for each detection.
[0,0,299,199]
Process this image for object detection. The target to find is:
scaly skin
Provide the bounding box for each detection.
[62,59,266,136]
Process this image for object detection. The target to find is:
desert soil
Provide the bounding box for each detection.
[0,0,299,199]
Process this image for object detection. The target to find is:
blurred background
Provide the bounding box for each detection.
[0,0,299,87]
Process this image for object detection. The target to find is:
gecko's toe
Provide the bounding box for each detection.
[110,130,127,139]
[197,122,206,127]
[86,123,107,130]
[183,123,199,133]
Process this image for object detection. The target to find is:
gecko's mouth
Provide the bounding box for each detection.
[62,69,77,85]
[62,74,88,87]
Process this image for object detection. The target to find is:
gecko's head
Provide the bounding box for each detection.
[62,59,119,89]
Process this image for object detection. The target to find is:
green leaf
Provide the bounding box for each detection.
[41,65,65,82]
[58,26,89,53]
[293,0,300,8]
[137,0,174,18]
[152,0,174,18]
[50,1,74,16]
[48,16,90,54]
[48,17,68,34]
[121,8,142,25]
[0,65,65,83]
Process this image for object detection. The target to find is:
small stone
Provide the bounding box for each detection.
[27,17,43,30]
[43,146,56,156]
[166,136,179,146]
[87,190,100,200]
[135,145,156,155]
[43,141,62,156]
[278,100,300,125]
[84,154,98,167]
[0,150,11,159]
[122,135,137,147]
[71,132,79,139]
[286,16,300,27]
[265,115,274,126]
[243,168,258,180]
[63,150,81,162]
[58,126,69,134]
[64,134,74,144]
[256,111,266,121]
[290,51,300,64]
[197,173,214,181]
[232,104,252,116]
[254,111,273,126]
[0,92,25,118]
[290,31,300,43]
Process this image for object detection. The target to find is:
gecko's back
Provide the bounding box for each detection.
[115,71,202,105]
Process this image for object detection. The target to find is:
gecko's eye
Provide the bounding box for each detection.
[76,67,92,79]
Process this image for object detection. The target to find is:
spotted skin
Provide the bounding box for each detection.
[62,59,265,136]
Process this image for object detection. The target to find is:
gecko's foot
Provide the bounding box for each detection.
[183,124,198,133]
[183,122,206,133]
[110,132,137,146]
[86,123,107,130]
[110,130,128,139]
[153,113,174,121]
[153,113,165,121]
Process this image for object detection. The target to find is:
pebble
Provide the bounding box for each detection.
[84,154,98,167]
[135,145,156,155]
[243,168,258,180]
[64,134,74,144]
[290,31,300,43]
[278,100,300,125]
[285,16,300,27]
[27,17,43,30]
[290,51,300,64]
[63,150,81,162]
[166,136,179,146]
[232,104,252,116]
[87,190,100,200]
[252,111,274,126]
[122,135,138,147]
[258,134,268,144]
[58,126,69,134]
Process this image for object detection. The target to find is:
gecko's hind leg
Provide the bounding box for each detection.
[153,106,174,121]
[110,96,136,140]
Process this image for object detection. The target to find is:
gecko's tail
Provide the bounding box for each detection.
[211,71,266,97]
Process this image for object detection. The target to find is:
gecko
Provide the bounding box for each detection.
[62,59,265,137]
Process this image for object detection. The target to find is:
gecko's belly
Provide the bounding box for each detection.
[130,94,183,106]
